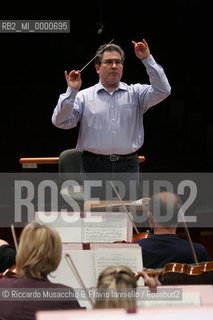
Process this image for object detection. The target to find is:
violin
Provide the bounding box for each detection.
[113,230,152,244]
[0,265,17,280]
[153,261,213,275]
[131,230,152,242]
[0,225,18,280]
[146,261,213,285]
[109,181,152,243]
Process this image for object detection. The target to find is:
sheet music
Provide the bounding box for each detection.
[83,228,126,242]
[35,211,82,242]
[92,248,144,286]
[35,211,132,242]
[82,212,129,242]
[49,249,93,309]
[90,243,140,249]
[50,245,144,310]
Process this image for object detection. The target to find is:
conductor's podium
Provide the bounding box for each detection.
[19,155,145,170]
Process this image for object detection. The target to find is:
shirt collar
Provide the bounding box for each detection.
[96,81,127,94]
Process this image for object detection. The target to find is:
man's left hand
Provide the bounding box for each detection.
[132,39,150,59]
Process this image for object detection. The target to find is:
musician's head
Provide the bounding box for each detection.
[94,43,125,66]
[94,265,137,309]
[149,191,182,229]
[16,222,62,279]
[94,44,125,90]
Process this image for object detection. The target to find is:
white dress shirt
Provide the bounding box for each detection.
[52,55,171,155]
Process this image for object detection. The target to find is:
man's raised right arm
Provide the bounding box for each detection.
[52,70,82,129]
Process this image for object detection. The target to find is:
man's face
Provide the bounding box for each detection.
[95,50,123,88]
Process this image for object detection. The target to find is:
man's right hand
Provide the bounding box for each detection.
[64,70,82,90]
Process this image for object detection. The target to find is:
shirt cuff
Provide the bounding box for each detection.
[65,86,79,99]
[141,55,157,67]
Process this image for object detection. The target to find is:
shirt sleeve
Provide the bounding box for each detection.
[52,87,81,129]
[139,55,171,112]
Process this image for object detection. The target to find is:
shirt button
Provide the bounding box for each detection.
[113,131,116,134]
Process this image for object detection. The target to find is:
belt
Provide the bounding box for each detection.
[83,151,138,162]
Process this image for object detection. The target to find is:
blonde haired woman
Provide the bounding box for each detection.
[0,222,81,320]
[94,265,160,309]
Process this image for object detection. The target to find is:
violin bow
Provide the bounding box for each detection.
[65,253,94,308]
[110,181,140,234]
[11,224,18,251]
[179,209,199,265]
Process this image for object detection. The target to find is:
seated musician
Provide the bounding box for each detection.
[0,222,81,320]
[93,265,161,309]
[134,191,211,269]
[0,239,16,273]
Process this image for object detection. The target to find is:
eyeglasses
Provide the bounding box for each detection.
[101,59,123,66]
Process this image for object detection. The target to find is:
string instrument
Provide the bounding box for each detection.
[109,181,153,242]
[0,224,19,280]
[0,265,17,280]
[131,230,152,241]
[0,225,18,280]
[131,197,153,241]
[145,261,213,284]
[146,261,213,275]
[142,209,213,284]
[109,183,213,285]
[114,230,152,244]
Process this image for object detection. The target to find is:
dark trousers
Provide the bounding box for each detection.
[81,152,139,201]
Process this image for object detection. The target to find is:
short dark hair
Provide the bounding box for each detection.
[94,43,125,65]
[149,192,182,227]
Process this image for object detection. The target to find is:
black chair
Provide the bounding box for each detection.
[59,149,84,203]
[59,149,82,176]
[58,149,147,204]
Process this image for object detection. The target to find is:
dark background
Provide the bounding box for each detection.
[1,0,212,173]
